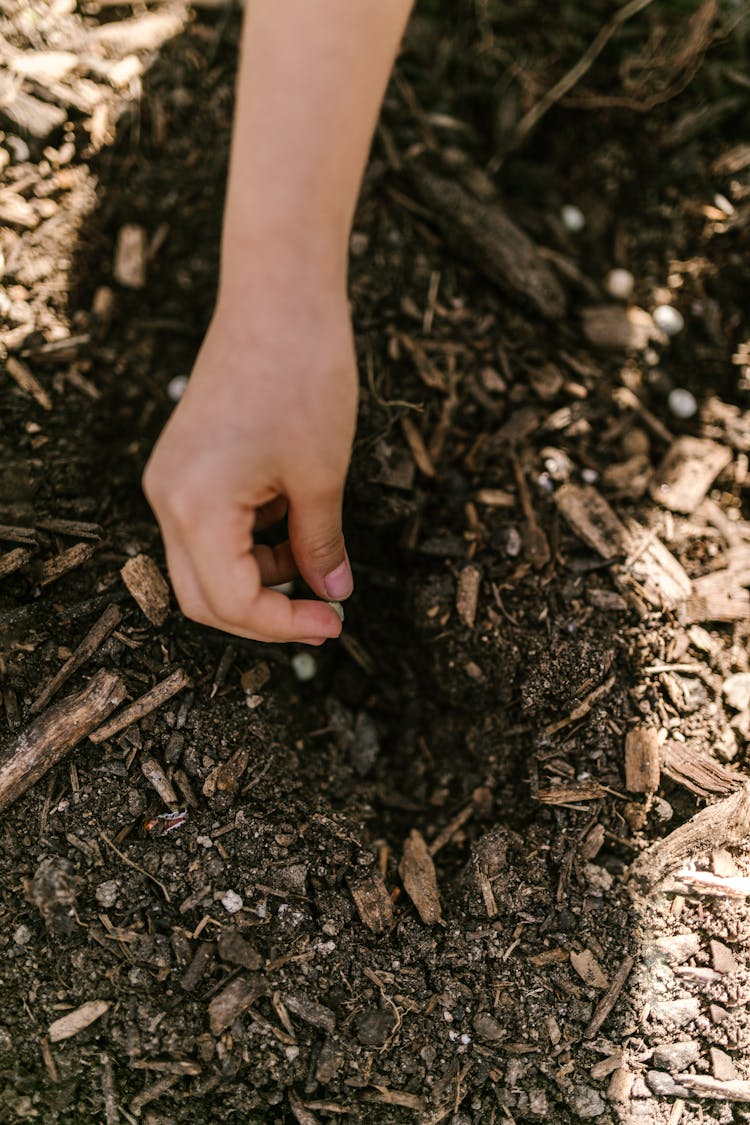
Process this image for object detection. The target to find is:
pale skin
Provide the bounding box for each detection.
[143,0,414,644]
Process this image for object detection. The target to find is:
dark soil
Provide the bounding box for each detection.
[2,3,750,1123]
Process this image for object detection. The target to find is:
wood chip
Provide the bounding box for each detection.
[208,975,266,1036]
[349,875,394,934]
[39,542,95,587]
[113,223,147,289]
[90,12,186,53]
[140,756,178,806]
[0,190,38,228]
[121,554,170,625]
[48,1000,111,1043]
[660,741,742,798]
[534,781,606,804]
[570,949,609,990]
[555,484,629,559]
[399,829,442,924]
[0,670,126,815]
[6,356,51,410]
[475,488,515,508]
[202,747,250,797]
[650,437,732,514]
[10,50,78,81]
[677,1075,750,1102]
[217,929,262,971]
[400,416,435,478]
[630,785,750,887]
[673,870,750,898]
[30,604,122,715]
[625,727,660,794]
[625,528,692,610]
[456,564,481,628]
[0,83,67,139]
[411,168,565,320]
[89,668,190,743]
[581,305,665,350]
[0,546,33,580]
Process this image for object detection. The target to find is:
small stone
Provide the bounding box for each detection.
[220,890,243,915]
[505,527,522,557]
[350,711,380,777]
[653,304,684,337]
[652,1041,700,1071]
[581,468,599,484]
[13,925,31,945]
[562,205,586,232]
[113,223,147,289]
[473,1012,505,1042]
[652,796,673,822]
[723,673,750,712]
[710,1004,730,1023]
[167,375,188,402]
[668,388,697,419]
[646,933,700,964]
[650,997,700,1027]
[710,1047,737,1081]
[568,1084,605,1118]
[606,269,635,301]
[710,939,738,974]
[354,1007,395,1047]
[95,880,119,908]
[646,1070,690,1097]
[291,653,317,682]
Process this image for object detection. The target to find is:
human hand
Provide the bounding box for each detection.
[142,286,357,644]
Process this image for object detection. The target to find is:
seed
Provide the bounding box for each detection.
[291,652,317,682]
[167,375,189,402]
[561,204,585,232]
[653,305,684,337]
[668,388,697,419]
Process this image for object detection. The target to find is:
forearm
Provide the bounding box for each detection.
[220,0,414,300]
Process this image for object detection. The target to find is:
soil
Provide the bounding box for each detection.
[2,2,750,1123]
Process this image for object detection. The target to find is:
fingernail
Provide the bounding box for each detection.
[299,637,326,646]
[324,560,353,600]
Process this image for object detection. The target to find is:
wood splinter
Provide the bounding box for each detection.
[30,605,122,715]
[0,670,126,815]
[89,668,190,744]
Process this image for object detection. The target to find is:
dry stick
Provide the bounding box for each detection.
[584,954,635,1039]
[0,669,126,815]
[30,604,122,715]
[89,668,191,744]
[629,784,750,888]
[510,0,657,152]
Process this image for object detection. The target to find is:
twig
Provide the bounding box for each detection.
[89,668,190,743]
[0,670,126,815]
[30,605,122,714]
[584,955,634,1038]
[510,0,657,152]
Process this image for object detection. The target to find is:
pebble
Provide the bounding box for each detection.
[652,796,673,821]
[350,711,380,777]
[652,1040,700,1071]
[473,1012,505,1042]
[581,467,599,484]
[220,890,243,914]
[167,375,189,402]
[505,527,522,558]
[606,269,635,301]
[646,1070,690,1098]
[13,925,31,945]
[291,652,317,682]
[95,880,119,908]
[561,204,586,232]
[354,1007,395,1047]
[568,1084,605,1118]
[650,997,699,1026]
[723,672,750,712]
[653,304,684,337]
[668,387,697,419]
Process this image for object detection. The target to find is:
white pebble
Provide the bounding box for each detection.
[668,387,697,419]
[581,468,599,484]
[653,305,684,337]
[167,375,189,402]
[605,268,634,301]
[220,890,244,914]
[561,204,585,232]
[291,652,317,682]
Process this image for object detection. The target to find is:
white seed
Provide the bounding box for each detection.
[561,204,585,232]
[668,388,698,419]
[653,304,684,337]
[714,193,734,216]
[605,268,634,301]
[270,581,295,596]
[167,374,189,402]
[291,652,317,682]
[220,890,243,914]
[581,468,599,484]
[327,601,344,623]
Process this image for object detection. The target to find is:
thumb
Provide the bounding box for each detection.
[287,486,353,602]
